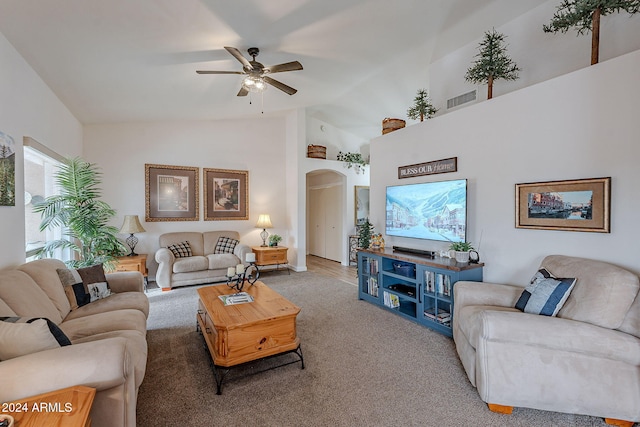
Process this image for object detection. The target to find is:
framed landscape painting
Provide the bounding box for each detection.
[145,164,199,221]
[515,177,610,233]
[204,168,249,221]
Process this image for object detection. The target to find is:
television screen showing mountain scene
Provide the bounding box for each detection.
[386,179,467,243]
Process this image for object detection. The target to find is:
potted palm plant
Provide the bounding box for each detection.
[33,157,126,269]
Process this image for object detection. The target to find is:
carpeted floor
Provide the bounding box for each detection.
[136,271,605,426]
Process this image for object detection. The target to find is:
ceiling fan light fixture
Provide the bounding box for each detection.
[242,75,267,93]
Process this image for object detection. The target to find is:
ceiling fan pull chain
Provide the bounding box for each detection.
[261,91,264,114]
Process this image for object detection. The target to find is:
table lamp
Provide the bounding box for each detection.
[119,215,146,256]
[255,214,272,247]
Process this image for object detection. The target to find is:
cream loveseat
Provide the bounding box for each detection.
[0,258,149,427]
[453,255,640,425]
[155,231,251,290]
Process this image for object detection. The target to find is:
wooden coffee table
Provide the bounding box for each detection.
[196,281,304,394]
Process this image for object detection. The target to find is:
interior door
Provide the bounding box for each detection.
[308,187,325,257]
[324,184,343,262]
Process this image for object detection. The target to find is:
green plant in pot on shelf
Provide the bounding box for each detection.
[337,151,368,174]
[449,242,475,263]
[268,234,282,247]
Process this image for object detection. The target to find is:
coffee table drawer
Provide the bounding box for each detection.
[217,316,298,366]
[198,300,221,357]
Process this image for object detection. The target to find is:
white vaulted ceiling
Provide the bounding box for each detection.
[0,0,542,140]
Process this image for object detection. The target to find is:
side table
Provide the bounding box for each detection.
[252,246,290,274]
[2,385,95,427]
[348,235,358,266]
[114,254,148,290]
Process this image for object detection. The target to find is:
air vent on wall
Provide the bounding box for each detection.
[447,90,476,109]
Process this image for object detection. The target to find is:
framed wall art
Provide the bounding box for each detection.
[203,168,249,221]
[354,185,370,225]
[0,131,16,206]
[515,177,610,233]
[145,164,199,222]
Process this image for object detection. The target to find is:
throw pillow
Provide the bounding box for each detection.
[515,268,577,316]
[57,268,91,309]
[0,317,71,361]
[77,263,108,285]
[57,263,112,309]
[214,236,239,254]
[77,264,112,303]
[167,241,192,258]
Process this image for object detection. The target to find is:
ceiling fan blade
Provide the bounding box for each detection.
[264,61,303,74]
[263,76,297,95]
[237,87,249,97]
[224,46,253,70]
[196,70,243,74]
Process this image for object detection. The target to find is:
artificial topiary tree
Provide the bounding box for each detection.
[465,29,520,100]
[357,219,375,250]
[407,89,438,122]
[543,0,640,65]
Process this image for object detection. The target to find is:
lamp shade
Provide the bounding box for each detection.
[255,214,273,229]
[119,215,146,234]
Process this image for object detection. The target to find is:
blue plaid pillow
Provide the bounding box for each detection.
[515,268,576,316]
[214,237,239,254]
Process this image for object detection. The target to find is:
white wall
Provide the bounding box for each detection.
[371,49,640,285]
[430,1,640,113]
[0,32,82,269]
[83,117,287,279]
[306,116,368,161]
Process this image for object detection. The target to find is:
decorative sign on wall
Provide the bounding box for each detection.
[398,157,457,179]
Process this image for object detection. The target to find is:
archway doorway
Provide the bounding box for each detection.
[306,170,345,263]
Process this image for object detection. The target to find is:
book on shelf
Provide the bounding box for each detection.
[364,258,379,275]
[435,273,452,297]
[367,277,379,297]
[383,291,400,309]
[425,271,435,293]
[443,275,451,297]
[423,307,451,325]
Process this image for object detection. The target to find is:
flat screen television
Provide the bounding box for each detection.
[385,179,467,243]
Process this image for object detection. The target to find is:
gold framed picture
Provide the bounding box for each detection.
[354,185,370,226]
[203,168,249,221]
[515,177,610,233]
[145,164,199,222]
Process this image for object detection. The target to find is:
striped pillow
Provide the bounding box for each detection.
[167,241,192,258]
[515,268,576,316]
[214,237,239,254]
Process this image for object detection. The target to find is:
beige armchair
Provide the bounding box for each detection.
[453,255,640,426]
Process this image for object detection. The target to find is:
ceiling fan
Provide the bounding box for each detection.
[196,46,303,96]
